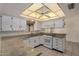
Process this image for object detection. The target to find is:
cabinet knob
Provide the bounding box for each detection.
[10,25,12,27]
[19,25,22,28]
[34,40,36,43]
[11,17,13,20]
[10,25,14,31]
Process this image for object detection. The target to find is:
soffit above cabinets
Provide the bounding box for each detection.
[20,3,65,21]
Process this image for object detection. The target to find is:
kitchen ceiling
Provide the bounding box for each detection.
[21,3,65,21]
[0,3,79,21]
[0,3,32,17]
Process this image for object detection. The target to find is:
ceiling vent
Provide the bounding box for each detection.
[68,3,75,10]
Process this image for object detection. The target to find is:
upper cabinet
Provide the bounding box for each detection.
[0,15,27,31]
[34,21,42,31]
[12,17,20,31]
[0,16,2,31]
[39,19,65,29]
[2,16,13,31]
[12,17,26,31]
[42,20,54,29]
[54,19,65,28]
[19,18,26,31]
[33,18,65,31]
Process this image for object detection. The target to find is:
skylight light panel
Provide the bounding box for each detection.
[28,3,43,11]
[21,3,65,21]
[39,15,48,19]
[45,12,57,17]
[29,12,41,18]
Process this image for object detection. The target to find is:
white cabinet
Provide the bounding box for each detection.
[54,19,65,28]
[42,19,65,29]
[39,36,44,44]
[0,15,27,31]
[12,17,20,31]
[57,38,65,52]
[0,16,2,31]
[34,21,42,31]
[26,36,40,48]
[43,35,53,49]
[53,38,58,49]
[29,38,35,48]
[12,17,26,31]
[24,35,65,52]
[19,19,26,31]
[53,37,65,52]
[2,16,13,31]
[41,20,54,29]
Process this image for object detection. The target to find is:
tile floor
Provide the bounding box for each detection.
[1,37,79,56]
[32,46,71,56]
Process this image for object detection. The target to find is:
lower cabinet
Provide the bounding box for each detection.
[24,35,65,52]
[30,37,40,48]
[53,37,65,52]
[39,35,45,44]
[43,35,53,49]
[25,36,40,48]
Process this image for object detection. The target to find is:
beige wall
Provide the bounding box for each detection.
[0,37,1,55]
[59,3,79,43]
[65,13,79,43]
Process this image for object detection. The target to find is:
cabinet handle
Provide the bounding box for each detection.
[19,25,22,28]
[10,25,12,27]
[11,17,13,20]
[10,25,14,30]
[34,40,36,43]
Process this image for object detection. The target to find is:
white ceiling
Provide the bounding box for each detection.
[0,3,32,17]
[0,3,79,18]
[59,3,79,18]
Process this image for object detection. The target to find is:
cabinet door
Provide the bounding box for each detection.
[39,36,44,44]
[57,38,65,52]
[43,36,53,49]
[2,16,12,31]
[0,16,2,31]
[12,17,20,31]
[54,20,64,28]
[19,19,26,31]
[34,36,40,46]
[34,21,41,31]
[53,37,65,52]
[41,20,54,29]
[29,38,36,48]
[29,36,40,48]
[53,38,58,49]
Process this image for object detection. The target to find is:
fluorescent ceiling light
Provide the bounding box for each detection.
[45,12,56,17]
[21,3,65,21]
[29,12,41,18]
[28,3,43,11]
[39,15,48,19]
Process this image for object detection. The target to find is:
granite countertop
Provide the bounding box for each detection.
[0,31,66,38]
